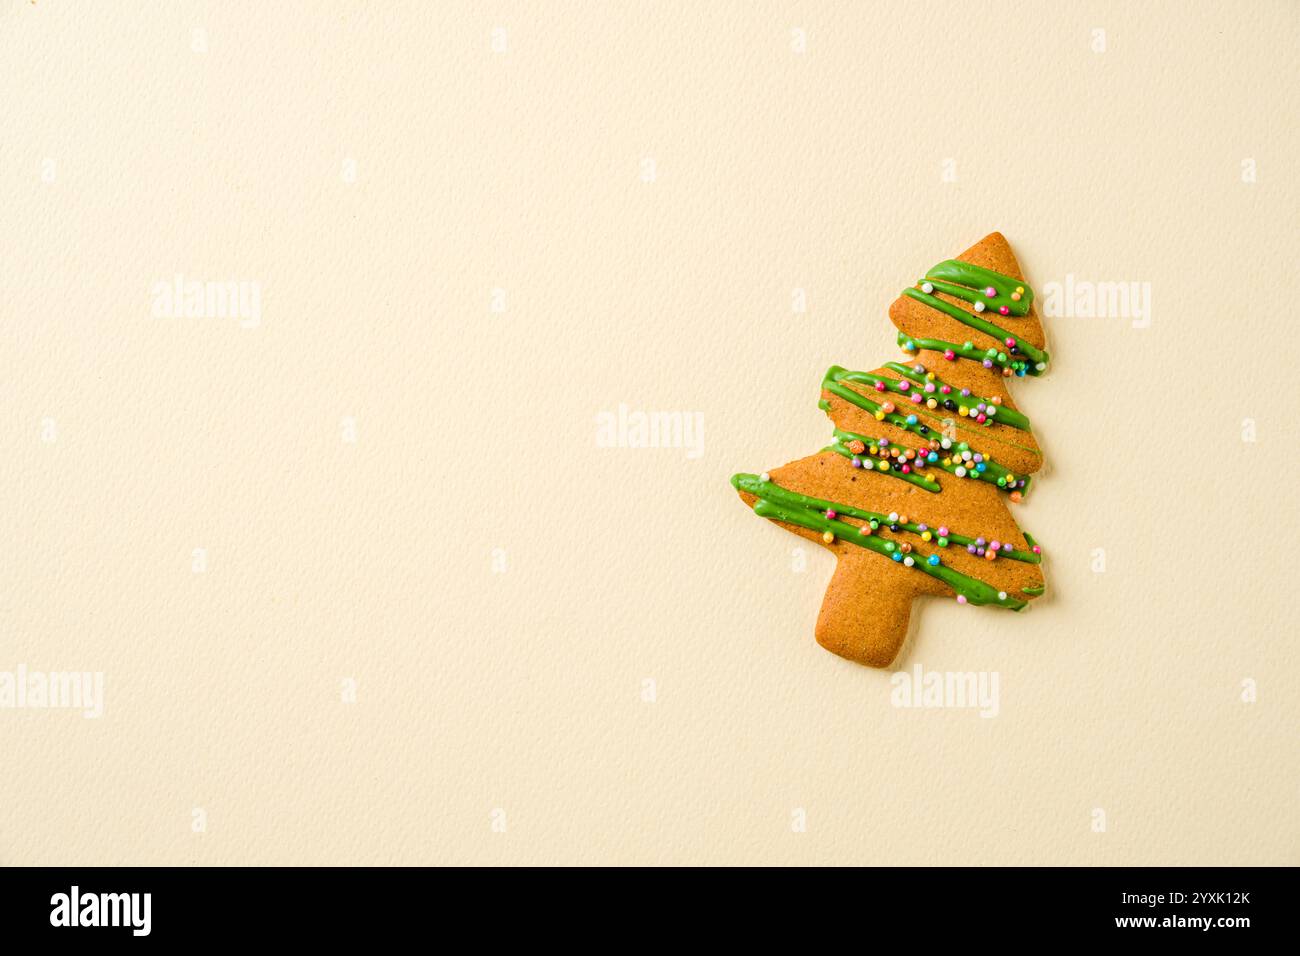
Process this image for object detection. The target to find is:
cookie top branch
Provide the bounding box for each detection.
[891,243,1051,379]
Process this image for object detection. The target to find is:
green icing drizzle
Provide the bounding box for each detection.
[826,365,1038,455]
[821,367,1031,495]
[824,432,942,493]
[881,362,1032,432]
[926,259,1033,314]
[731,473,1032,608]
[903,287,1049,365]
[896,330,1048,377]
[897,260,1050,376]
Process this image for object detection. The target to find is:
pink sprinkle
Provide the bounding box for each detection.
[943,349,956,360]
[956,595,968,605]
[898,381,910,391]
[874,381,886,392]
[826,510,837,520]
[1032,545,1041,554]
[940,385,952,394]
[998,306,1010,316]
[938,526,948,536]
[1005,337,1016,347]
[976,413,986,423]
[911,393,922,404]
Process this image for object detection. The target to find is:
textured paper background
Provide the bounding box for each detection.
[2,1,1297,865]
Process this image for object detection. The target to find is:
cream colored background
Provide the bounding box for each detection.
[2,1,1296,866]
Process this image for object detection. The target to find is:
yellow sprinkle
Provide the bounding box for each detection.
[822,531,834,544]
[926,398,938,409]
[877,461,888,471]
[925,372,935,381]
[1006,473,1016,483]
[958,406,969,417]
[874,411,885,421]
[921,531,932,541]
[1016,286,1024,293]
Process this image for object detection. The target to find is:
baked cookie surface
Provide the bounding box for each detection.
[731,233,1048,667]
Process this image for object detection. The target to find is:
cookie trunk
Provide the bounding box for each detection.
[815,554,914,667]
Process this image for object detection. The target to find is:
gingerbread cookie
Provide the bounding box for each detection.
[731,233,1048,667]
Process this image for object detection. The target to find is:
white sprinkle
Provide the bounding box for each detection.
[1035,362,1047,371]
[974,301,986,313]
[759,472,770,482]
[955,466,967,477]
[998,591,1007,600]
[920,281,934,294]
[903,556,915,567]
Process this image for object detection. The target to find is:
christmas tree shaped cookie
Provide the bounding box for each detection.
[731,233,1048,667]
